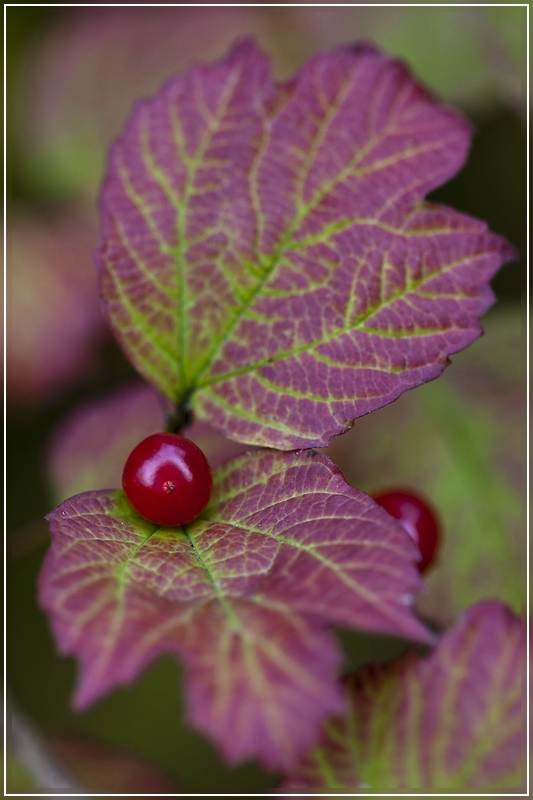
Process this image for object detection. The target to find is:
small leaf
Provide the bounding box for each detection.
[284,600,524,790]
[47,381,251,503]
[47,382,167,502]
[39,450,429,770]
[97,41,514,449]
[7,208,104,406]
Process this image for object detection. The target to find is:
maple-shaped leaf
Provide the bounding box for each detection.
[97,40,515,449]
[39,450,429,770]
[284,599,524,790]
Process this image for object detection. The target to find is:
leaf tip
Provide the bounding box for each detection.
[347,40,381,58]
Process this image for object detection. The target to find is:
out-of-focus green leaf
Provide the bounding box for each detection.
[488,7,524,69]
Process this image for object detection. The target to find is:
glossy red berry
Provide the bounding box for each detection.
[372,489,441,572]
[122,433,212,526]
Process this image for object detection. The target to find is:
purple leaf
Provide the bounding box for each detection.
[39,450,430,770]
[97,41,515,449]
[47,382,167,502]
[46,381,249,502]
[7,208,105,406]
[284,600,524,790]
[323,307,524,625]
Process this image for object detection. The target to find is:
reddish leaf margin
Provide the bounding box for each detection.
[39,450,430,770]
[284,599,524,790]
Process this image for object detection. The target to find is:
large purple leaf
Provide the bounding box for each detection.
[97,41,514,449]
[39,450,430,770]
[284,600,524,790]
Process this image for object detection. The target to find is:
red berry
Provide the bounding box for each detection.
[372,489,441,572]
[122,433,212,526]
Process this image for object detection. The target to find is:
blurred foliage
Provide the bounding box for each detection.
[3,754,39,792]
[429,111,525,300]
[324,306,524,625]
[290,5,524,115]
[6,5,525,793]
[7,6,526,202]
[6,207,105,407]
[47,731,180,792]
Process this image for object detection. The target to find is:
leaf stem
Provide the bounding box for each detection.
[166,395,192,433]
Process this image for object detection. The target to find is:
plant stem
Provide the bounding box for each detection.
[166,399,192,433]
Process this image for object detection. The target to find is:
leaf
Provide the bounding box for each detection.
[46,381,251,503]
[47,382,167,502]
[97,40,515,449]
[323,306,524,624]
[7,208,104,406]
[284,600,524,790]
[39,449,430,770]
